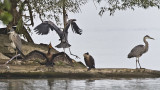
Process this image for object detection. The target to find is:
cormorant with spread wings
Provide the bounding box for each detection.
[23,43,73,66]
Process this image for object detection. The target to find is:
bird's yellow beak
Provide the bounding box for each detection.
[49,43,53,48]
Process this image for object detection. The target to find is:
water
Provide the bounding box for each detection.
[0,78,160,90]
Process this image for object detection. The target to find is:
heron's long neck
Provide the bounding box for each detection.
[47,48,51,54]
[143,37,149,53]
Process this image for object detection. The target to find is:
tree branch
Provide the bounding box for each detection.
[26,0,34,26]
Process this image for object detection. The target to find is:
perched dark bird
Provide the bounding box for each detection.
[128,35,154,68]
[83,52,95,71]
[8,27,25,59]
[34,17,82,58]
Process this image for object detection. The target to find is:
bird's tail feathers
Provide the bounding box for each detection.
[128,53,133,58]
[56,42,71,48]
[92,66,95,68]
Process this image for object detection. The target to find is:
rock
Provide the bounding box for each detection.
[0,34,58,59]
[0,52,9,59]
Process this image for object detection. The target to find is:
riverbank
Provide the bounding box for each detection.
[1,65,160,79]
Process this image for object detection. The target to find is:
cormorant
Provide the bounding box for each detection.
[83,52,95,71]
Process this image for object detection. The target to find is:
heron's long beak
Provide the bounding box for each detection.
[150,37,155,40]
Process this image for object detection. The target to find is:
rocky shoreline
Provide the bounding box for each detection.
[0,65,160,79]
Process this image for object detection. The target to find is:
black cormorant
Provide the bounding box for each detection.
[83,52,95,71]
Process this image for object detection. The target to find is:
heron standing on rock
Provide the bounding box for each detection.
[128,35,154,69]
[8,27,25,59]
[34,15,82,58]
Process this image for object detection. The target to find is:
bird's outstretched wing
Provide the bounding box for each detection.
[63,19,82,35]
[23,50,48,61]
[52,52,73,65]
[34,21,51,35]
[71,21,82,35]
[34,21,63,37]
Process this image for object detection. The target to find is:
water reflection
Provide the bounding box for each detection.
[85,79,95,90]
[0,78,160,90]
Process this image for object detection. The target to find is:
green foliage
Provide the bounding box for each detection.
[0,0,12,24]
[0,0,11,10]
[0,11,12,24]
[31,0,87,25]
[95,0,160,16]
[0,0,88,30]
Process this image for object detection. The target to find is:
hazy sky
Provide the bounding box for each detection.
[58,1,160,70]
[31,1,160,43]
[1,1,160,70]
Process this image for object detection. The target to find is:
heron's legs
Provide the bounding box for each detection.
[69,48,80,59]
[15,49,17,60]
[63,48,65,53]
[137,58,142,68]
[63,48,68,61]
[136,58,138,69]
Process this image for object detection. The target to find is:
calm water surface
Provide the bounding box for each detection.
[0,78,160,90]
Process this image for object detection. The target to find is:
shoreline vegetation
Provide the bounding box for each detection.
[1,34,160,79]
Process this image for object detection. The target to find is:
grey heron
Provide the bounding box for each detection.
[83,52,95,71]
[34,19,82,59]
[128,35,154,69]
[8,28,25,59]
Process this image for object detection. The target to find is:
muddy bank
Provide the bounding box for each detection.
[0,65,160,79]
